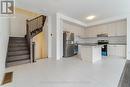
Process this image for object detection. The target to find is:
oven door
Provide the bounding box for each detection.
[101,45,107,56]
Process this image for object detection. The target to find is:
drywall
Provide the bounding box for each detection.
[10,13,29,37]
[43,19,48,58]
[32,20,48,59]
[15,8,40,17]
[51,14,57,58]
[0,18,10,84]
[47,16,52,58]
[32,32,48,59]
[127,15,130,60]
[10,8,40,37]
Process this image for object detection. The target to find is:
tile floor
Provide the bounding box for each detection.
[118,60,130,87]
[3,56,126,87]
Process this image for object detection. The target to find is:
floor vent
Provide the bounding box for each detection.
[2,72,13,85]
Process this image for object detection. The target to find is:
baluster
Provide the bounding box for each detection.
[26,15,46,63]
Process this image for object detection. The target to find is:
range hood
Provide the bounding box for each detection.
[97,34,108,37]
[97,34,109,45]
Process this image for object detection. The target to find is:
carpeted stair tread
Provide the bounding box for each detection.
[8,50,29,57]
[6,59,30,67]
[6,37,30,67]
[7,54,30,62]
[8,47,28,52]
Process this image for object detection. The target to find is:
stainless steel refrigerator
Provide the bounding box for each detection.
[63,31,75,57]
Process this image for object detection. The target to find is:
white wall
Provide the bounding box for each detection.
[47,16,52,58]
[50,14,57,58]
[127,14,130,60]
[32,17,48,59]
[10,8,40,37]
[0,18,10,84]
[10,13,30,37]
[43,18,49,58]
[56,15,62,60]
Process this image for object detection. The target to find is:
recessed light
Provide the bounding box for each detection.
[86,15,96,20]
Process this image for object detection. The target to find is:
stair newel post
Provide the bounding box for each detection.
[26,20,30,45]
[30,39,36,63]
[29,39,33,63]
[30,39,33,63]
[26,19,31,63]
[32,42,36,62]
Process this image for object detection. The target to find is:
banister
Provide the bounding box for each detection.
[26,15,46,63]
[32,42,36,62]
[27,15,46,22]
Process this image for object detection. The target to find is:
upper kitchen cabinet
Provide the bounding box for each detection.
[63,21,85,38]
[97,24,108,35]
[85,26,98,37]
[115,20,127,36]
[85,25,107,37]
[85,19,127,37]
[107,22,117,36]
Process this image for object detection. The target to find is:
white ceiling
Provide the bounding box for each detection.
[16,0,130,24]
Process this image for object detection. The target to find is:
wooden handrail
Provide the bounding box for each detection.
[27,15,46,37]
[26,15,46,63]
[27,15,45,22]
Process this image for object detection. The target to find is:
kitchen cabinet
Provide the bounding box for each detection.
[108,45,126,58]
[116,45,126,57]
[108,45,116,56]
[79,45,102,63]
[115,20,127,36]
[85,19,127,37]
[85,27,97,37]
[107,23,116,36]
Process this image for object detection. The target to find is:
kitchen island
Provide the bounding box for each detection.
[78,43,102,63]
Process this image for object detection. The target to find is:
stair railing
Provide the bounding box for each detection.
[26,15,46,63]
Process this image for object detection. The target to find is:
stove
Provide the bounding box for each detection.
[97,40,109,56]
[98,40,109,45]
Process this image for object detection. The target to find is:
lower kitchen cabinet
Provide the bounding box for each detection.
[108,45,116,56]
[108,45,126,58]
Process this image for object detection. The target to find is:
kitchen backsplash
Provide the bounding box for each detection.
[75,36,126,44]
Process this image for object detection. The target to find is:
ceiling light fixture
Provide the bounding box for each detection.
[86,15,96,20]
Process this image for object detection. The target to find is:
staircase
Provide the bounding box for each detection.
[6,37,30,67]
[6,15,46,67]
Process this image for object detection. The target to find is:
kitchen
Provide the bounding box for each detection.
[62,19,127,63]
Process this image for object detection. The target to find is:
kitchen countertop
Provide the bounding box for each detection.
[108,43,127,45]
[77,43,126,46]
[77,43,101,46]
